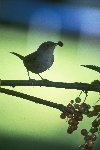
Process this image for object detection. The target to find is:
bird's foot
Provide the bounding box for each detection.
[29,78,36,81]
[42,79,51,82]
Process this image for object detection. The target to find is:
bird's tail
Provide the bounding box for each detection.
[81,65,100,73]
[10,52,24,60]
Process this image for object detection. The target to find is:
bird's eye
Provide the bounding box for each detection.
[44,44,51,49]
[46,44,50,47]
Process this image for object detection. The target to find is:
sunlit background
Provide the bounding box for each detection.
[0,0,100,150]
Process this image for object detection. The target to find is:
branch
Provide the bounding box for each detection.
[0,87,76,114]
[0,79,100,115]
[1,79,100,92]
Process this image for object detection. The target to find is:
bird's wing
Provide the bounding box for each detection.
[81,65,100,73]
[24,51,38,63]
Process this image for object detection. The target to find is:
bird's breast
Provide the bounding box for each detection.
[24,54,54,74]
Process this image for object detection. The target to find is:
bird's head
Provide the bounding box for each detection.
[38,41,63,54]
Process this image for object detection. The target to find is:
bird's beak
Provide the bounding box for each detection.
[55,41,63,47]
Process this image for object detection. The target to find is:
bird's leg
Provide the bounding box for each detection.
[38,74,44,80]
[27,70,43,80]
[38,74,49,81]
[27,70,31,80]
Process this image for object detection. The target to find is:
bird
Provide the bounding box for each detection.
[10,41,63,79]
[81,65,100,74]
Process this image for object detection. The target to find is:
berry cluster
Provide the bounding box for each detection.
[79,116,100,150]
[79,130,96,150]
[60,92,100,150]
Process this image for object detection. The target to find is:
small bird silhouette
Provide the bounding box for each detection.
[10,41,63,79]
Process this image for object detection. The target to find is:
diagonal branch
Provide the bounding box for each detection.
[1,79,100,92]
[0,87,76,114]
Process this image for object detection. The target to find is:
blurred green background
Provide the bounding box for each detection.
[0,24,100,150]
[0,0,100,149]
